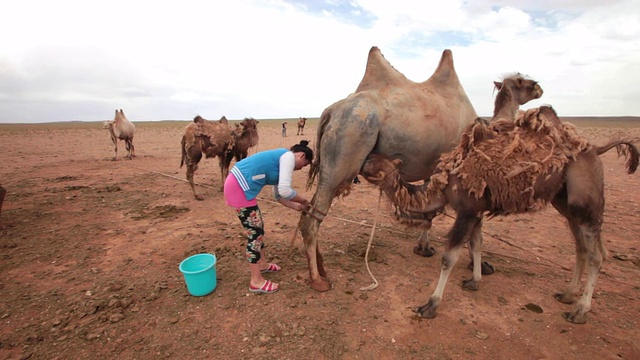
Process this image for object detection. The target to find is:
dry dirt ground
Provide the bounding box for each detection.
[1,118,639,360]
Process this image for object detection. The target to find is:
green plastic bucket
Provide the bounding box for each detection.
[179,253,217,296]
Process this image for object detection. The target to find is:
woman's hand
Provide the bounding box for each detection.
[279,198,305,212]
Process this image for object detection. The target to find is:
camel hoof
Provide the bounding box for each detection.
[310,279,332,292]
[413,245,436,257]
[467,261,495,275]
[554,292,575,305]
[563,311,587,324]
[416,301,438,319]
[462,279,479,291]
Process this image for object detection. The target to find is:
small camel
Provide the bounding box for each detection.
[414,73,543,259]
[103,109,136,160]
[361,106,639,324]
[299,46,478,292]
[297,117,306,136]
[180,116,259,200]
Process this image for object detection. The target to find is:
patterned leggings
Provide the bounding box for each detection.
[235,205,265,264]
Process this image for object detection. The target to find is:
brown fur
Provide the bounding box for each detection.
[364,106,640,324]
[103,109,136,160]
[180,116,259,200]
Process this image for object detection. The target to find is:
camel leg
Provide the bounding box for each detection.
[413,230,436,257]
[552,153,605,324]
[125,139,133,160]
[300,202,331,291]
[301,104,380,292]
[462,218,484,291]
[185,151,203,201]
[559,221,603,324]
[111,138,118,161]
[417,212,480,319]
[219,153,234,192]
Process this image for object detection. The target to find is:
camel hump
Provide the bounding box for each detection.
[219,116,228,124]
[355,46,408,92]
[425,49,461,87]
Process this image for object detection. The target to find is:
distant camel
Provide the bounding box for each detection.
[103,109,136,160]
[297,117,306,135]
[361,106,639,324]
[180,116,259,200]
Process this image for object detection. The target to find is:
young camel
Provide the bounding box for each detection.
[361,106,639,324]
[103,109,136,160]
[413,73,542,265]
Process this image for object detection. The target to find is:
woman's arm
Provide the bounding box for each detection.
[275,152,308,207]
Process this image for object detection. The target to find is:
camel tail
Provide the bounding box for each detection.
[307,108,332,190]
[595,138,640,174]
[180,135,187,168]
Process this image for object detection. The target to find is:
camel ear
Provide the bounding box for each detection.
[494,81,503,90]
[391,158,403,168]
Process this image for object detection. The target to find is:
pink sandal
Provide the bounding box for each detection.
[260,263,282,273]
[249,280,279,294]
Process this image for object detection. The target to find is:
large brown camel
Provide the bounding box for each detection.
[360,106,639,324]
[103,109,136,160]
[180,116,259,200]
[299,46,478,292]
[297,117,306,135]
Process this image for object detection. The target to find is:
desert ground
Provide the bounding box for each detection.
[1,117,639,360]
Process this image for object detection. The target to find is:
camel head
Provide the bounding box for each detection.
[495,73,543,106]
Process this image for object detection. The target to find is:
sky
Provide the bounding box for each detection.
[1,0,639,123]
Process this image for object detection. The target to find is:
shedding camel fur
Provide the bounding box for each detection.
[180,116,259,200]
[361,106,639,324]
[104,109,135,160]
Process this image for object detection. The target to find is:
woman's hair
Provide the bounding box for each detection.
[290,140,314,161]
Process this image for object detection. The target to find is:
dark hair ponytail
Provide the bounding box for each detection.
[290,140,314,161]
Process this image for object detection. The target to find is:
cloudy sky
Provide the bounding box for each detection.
[1,0,639,123]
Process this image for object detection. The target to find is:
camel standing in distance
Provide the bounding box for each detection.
[180,116,259,200]
[297,117,306,135]
[104,109,135,160]
[299,46,478,292]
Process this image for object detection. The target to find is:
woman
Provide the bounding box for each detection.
[223,140,313,294]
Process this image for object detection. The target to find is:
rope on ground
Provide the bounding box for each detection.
[360,191,383,291]
[124,164,640,288]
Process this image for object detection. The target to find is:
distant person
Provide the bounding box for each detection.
[223,140,313,294]
[282,122,287,137]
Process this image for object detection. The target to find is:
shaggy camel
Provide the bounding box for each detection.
[297,117,306,135]
[361,106,639,324]
[299,46,478,292]
[413,72,543,261]
[180,116,259,200]
[103,109,135,160]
